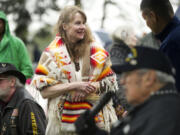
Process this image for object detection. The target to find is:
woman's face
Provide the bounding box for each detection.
[64,12,86,44]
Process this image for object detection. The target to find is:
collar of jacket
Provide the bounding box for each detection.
[3,87,34,110]
[155,16,180,42]
[127,83,177,115]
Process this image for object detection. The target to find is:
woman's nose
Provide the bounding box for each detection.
[80,24,85,29]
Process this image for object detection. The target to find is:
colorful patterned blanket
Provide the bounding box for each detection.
[32,36,118,134]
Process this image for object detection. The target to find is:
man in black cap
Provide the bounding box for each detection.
[0,63,47,135]
[75,46,180,135]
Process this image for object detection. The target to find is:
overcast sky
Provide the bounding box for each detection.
[83,0,178,36]
[8,0,178,37]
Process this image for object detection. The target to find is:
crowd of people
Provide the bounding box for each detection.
[0,0,180,135]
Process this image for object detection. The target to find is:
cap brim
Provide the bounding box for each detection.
[112,64,138,74]
[2,70,26,84]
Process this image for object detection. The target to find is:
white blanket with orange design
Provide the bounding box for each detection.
[32,36,118,134]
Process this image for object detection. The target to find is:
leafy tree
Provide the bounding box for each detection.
[0,0,59,44]
[75,0,82,7]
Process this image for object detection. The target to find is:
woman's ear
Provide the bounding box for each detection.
[63,23,67,31]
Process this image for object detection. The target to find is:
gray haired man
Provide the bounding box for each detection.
[75,46,180,135]
[0,63,47,135]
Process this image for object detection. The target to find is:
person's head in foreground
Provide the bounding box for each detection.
[112,46,175,106]
[0,63,26,102]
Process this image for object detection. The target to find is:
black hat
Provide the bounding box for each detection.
[112,46,174,75]
[0,63,26,84]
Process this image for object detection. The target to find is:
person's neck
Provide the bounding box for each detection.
[133,82,165,106]
[155,17,173,34]
[68,37,78,45]
[150,82,165,94]
[68,41,77,51]
[156,23,167,34]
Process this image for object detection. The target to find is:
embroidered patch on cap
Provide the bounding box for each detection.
[1,64,6,67]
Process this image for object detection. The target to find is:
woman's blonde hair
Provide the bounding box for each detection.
[54,6,94,60]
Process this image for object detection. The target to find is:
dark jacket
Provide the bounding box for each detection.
[110,83,180,135]
[0,87,47,135]
[156,16,180,92]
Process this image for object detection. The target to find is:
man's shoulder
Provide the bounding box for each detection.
[16,87,35,104]
[128,96,180,125]
[167,23,180,40]
[16,88,42,110]
[10,36,25,47]
[161,25,180,50]
[171,24,180,35]
[146,94,180,115]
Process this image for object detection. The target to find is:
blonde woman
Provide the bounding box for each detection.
[32,6,118,135]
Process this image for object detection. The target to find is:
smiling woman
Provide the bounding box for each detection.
[63,12,86,44]
[32,5,118,135]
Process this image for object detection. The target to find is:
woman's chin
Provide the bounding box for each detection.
[76,37,84,42]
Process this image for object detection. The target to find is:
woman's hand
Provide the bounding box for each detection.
[71,82,97,102]
[73,82,96,94]
[71,91,87,102]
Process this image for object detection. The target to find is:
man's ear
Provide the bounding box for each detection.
[149,11,158,23]
[10,77,16,87]
[144,70,156,87]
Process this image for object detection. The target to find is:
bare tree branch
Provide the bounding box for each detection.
[75,0,82,7]
[101,0,117,28]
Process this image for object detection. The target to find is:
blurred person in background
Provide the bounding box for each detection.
[32,5,118,135]
[137,32,160,49]
[140,0,180,92]
[0,11,33,80]
[93,29,113,52]
[109,25,137,119]
[75,46,180,135]
[109,42,131,119]
[112,25,137,48]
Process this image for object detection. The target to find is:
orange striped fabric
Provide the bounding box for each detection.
[61,101,101,123]
[62,114,80,123]
[63,101,92,110]
[61,114,100,123]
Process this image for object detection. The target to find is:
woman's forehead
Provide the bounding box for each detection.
[69,12,86,22]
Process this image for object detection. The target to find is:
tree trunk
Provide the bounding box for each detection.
[75,0,81,7]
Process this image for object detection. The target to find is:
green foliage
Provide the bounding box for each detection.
[0,0,61,62]
[33,24,54,51]
[0,0,59,45]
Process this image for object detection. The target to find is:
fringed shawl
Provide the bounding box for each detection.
[32,36,118,134]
